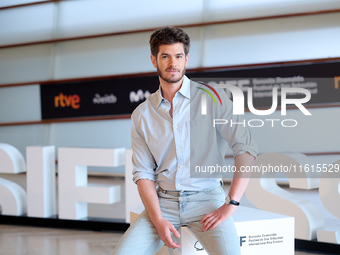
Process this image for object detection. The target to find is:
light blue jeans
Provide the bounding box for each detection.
[112,184,241,255]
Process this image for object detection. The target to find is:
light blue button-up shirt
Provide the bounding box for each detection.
[131,75,258,191]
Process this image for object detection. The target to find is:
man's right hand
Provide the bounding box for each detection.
[153,217,181,249]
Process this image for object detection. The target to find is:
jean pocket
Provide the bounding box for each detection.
[202,186,225,196]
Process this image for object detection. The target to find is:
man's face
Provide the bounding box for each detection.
[151,43,189,84]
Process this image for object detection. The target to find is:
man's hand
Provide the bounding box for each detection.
[200,204,237,231]
[153,218,182,249]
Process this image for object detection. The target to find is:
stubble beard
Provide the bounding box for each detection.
[157,67,186,84]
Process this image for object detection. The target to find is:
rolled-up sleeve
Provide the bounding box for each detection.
[216,89,258,159]
[131,109,157,184]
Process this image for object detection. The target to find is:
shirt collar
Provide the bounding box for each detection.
[178,75,190,100]
[155,75,190,108]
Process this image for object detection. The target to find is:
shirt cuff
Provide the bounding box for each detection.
[232,145,258,160]
[132,171,156,184]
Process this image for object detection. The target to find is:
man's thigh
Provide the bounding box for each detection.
[181,186,241,255]
[112,210,164,255]
[188,216,241,255]
[113,196,181,255]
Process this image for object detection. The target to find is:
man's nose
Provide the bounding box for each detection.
[169,58,177,67]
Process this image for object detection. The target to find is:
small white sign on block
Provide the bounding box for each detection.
[235,207,294,255]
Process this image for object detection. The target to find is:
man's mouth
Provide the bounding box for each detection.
[167,69,179,73]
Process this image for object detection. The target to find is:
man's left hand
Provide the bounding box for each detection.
[200,204,237,231]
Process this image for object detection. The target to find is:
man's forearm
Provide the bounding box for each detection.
[136,179,182,248]
[137,179,163,224]
[228,152,255,201]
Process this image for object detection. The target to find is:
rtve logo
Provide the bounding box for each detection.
[54,93,80,109]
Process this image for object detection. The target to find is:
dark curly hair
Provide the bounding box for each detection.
[149,26,190,57]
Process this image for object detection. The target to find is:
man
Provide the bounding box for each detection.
[113,26,258,255]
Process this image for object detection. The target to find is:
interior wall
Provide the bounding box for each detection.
[0,0,340,169]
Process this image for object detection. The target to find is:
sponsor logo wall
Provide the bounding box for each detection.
[189,61,340,109]
[40,61,340,120]
[40,75,158,119]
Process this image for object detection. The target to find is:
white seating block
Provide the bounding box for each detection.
[130,208,294,255]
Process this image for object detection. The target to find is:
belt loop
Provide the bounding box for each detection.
[159,186,167,194]
[163,188,167,194]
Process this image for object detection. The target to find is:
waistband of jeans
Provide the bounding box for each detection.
[158,181,222,197]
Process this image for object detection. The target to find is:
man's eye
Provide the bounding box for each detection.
[162,56,168,59]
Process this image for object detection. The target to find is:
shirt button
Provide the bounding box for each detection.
[179,165,183,168]
[177,184,180,187]
[177,147,181,150]
[175,125,178,129]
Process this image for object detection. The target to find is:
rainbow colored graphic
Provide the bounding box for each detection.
[197,82,222,106]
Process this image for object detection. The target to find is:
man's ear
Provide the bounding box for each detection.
[185,53,189,67]
[150,55,157,68]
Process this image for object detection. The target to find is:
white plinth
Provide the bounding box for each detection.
[130,206,294,255]
[234,206,294,255]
